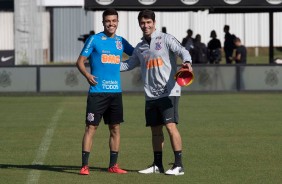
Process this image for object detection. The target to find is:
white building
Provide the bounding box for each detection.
[0,0,282,64]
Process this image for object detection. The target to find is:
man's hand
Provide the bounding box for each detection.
[76,55,98,86]
[86,73,98,86]
[182,62,193,72]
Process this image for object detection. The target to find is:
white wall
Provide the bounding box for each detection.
[0,12,14,50]
[93,10,282,48]
[0,11,50,50]
[37,0,84,6]
[1,9,282,63]
[40,12,50,50]
[1,10,282,50]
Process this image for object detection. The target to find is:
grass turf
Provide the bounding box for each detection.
[0,93,282,184]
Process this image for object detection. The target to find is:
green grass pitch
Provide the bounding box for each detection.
[0,93,282,184]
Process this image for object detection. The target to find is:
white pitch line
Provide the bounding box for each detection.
[26,108,64,184]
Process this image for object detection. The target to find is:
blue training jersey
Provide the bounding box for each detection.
[80,32,134,93]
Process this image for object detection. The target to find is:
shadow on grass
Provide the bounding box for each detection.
[0,164,139,175]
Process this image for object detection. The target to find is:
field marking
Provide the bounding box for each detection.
[26,108,64,184]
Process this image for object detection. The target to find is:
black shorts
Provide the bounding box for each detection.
[85,93,123,126]
[145,96,179,127]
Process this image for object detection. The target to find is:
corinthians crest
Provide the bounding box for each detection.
[265,69,279,87]
[198,69,212,87]
[0,70,12,88]
[65,70,79,87]
[116,41,122,50]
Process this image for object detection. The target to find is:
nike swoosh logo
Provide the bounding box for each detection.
[166,118,172,121]
[1,56,14,62]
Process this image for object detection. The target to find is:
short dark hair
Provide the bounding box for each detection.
[138,9,155,22]
[224,25,230,31]
[187,29,193,35]
[195,34,201,42]
[102,8,118,21]
[210,30,217,38]
[234,37,241,42]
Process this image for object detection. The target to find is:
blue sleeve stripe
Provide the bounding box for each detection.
[81,36,95,57]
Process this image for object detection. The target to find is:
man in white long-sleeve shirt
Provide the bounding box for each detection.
[120,9,193,176]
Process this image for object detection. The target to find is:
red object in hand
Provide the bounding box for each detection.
[174,68,194,87]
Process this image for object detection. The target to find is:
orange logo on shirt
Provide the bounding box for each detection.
[146,58,164,69]
[101,54,120,64]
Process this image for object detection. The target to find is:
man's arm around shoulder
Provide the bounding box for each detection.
[120,49,140,72]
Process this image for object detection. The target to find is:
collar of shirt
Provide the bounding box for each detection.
[141,30,160,40]
[141,30,160,45]
[101,31,118,39]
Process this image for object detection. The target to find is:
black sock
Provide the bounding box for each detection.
[109,151,119,167]
[82,151,90,166]
[174,150,182,167]
[154,151,163,168]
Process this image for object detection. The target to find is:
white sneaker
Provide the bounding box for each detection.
[165,165,184,176]
[138,164,164,174]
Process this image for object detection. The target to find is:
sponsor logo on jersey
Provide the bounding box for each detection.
[101,36,107,40]
[151,85,168,96]
[266,0,282,5]
[155,42,162,50]
[101,54,120,64]
[102,80,119,90]
[102,50,111,54]
[116,41,123,50]
[146,57,164,69]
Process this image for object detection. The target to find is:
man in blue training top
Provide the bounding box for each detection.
[76,8,134,175]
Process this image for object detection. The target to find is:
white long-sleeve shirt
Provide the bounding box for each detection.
[121,31,192,100]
